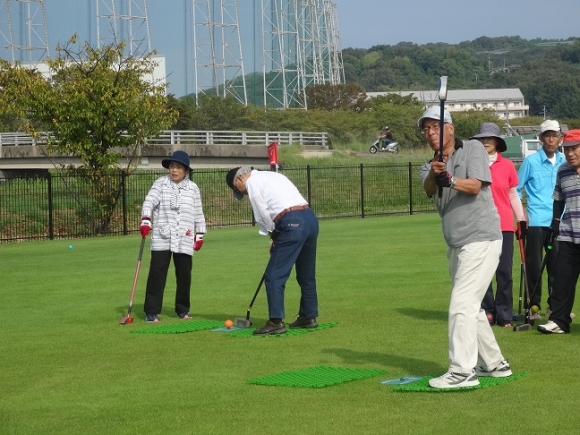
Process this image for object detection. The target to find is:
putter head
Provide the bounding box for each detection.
[235,317,252,328]
[120,316,133,325]
[513,323,532,332]
[438,76,448,101]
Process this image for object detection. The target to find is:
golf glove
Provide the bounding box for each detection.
[550,219,560,237]
[435,171,451,188]
[193,234,204,251]
[516,221,527,240]
[140,217,152,237]
[268,229,280,241]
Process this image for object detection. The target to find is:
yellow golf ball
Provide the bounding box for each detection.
[531,305,539,314]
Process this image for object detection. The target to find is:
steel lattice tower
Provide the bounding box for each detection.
[96,0,151,57]
[297,0,322,88]
[260,0,305,109]
[0,0,49,64]
[325,0,344,85]
[192,0,247,105]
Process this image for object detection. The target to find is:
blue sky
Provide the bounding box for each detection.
[37,0,580,97]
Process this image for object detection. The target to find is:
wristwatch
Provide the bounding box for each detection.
[450,176,457,189]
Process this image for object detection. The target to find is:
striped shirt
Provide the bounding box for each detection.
[142,175,207,255]
[553,162,580,244]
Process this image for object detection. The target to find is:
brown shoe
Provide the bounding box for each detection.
[253,320,287,335]
[289,316,318,329]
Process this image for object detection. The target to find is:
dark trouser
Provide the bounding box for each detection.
[525,226,559,310]
[143,250,192,315]
[265,208,319,320]
[548,241,580,333]
[482,231,514,325]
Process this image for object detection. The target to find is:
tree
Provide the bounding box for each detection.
[0,36,177,233]
[300,83,369,111]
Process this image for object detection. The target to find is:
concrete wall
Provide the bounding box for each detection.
[0,144,270,170]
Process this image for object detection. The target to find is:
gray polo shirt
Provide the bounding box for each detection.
[419,139,501,248]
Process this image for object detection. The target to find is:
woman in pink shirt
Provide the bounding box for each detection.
[471,123,526,327]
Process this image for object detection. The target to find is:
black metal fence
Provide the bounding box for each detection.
[0,163,436,243]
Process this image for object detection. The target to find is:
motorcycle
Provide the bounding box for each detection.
[369,138,399,154]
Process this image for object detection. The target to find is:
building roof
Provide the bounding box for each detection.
[367,88,524,104]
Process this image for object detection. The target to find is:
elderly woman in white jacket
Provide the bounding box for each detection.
[140,150,207,323]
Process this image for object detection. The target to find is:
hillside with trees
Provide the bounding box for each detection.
[342,36,580,119]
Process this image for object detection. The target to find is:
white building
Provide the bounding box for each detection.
[367,88,528,119]
[21,56,167,94]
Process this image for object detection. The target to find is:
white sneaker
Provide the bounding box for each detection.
[428,370,479,389]
[475,359,512,378]
[537,320,567,334]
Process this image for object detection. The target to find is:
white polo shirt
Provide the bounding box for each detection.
[245,170,308,235]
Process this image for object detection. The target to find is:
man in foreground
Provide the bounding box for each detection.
[225,167,319,335]
[418,106,512,389]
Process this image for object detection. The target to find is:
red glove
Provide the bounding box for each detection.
[140,216,152,237]
[193,234,204,251]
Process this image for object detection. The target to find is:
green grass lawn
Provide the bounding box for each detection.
[2,215,579,434]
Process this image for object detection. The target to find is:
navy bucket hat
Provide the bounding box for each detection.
[470,122,507,153]
[162,150,192,171]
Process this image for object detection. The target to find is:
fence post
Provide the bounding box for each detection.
[47,173,54,240]
[360,163,365,218]
[122,170,128,235]
[408,162,414,215]
[306,165,312,205]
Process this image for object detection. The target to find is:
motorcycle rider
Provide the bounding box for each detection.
[380,126,394,150]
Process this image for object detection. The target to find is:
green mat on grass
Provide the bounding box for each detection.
[390,372,527,392]
[248,365,386,388]
[226,322,337,337]
[130,319,223,334]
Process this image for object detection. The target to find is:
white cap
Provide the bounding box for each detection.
[540,120,560,134]
[417,106,453,128]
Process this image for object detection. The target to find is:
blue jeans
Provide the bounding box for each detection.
[265,208,319,320]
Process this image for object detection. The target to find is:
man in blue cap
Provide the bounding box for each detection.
[226,166,319,335]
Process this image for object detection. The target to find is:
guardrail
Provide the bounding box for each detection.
[0,130,329,148]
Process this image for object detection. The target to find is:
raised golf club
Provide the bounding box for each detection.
[235,273,266,328]
[437,75,448,198]
[120,236,146,325]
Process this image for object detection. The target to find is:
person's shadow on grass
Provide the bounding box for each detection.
[321,348,446,376]
[396,307,447,322]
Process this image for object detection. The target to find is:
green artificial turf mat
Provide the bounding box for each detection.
[226,322,338,337]
[390,373,527,392]
[130,319,223,334]
[248,365,386,388]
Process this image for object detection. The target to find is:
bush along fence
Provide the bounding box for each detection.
[0,163,437,243]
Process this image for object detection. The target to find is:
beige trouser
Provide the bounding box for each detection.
[447,239,505,374]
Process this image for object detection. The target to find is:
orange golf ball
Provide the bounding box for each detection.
[225,319,233,329]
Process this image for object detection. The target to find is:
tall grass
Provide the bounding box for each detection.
[1,215,578,434]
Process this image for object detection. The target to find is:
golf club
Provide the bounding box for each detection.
[235,273,266,328]
[120,236,146,325]
[513,235,533,332]
[437,75,448,198]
